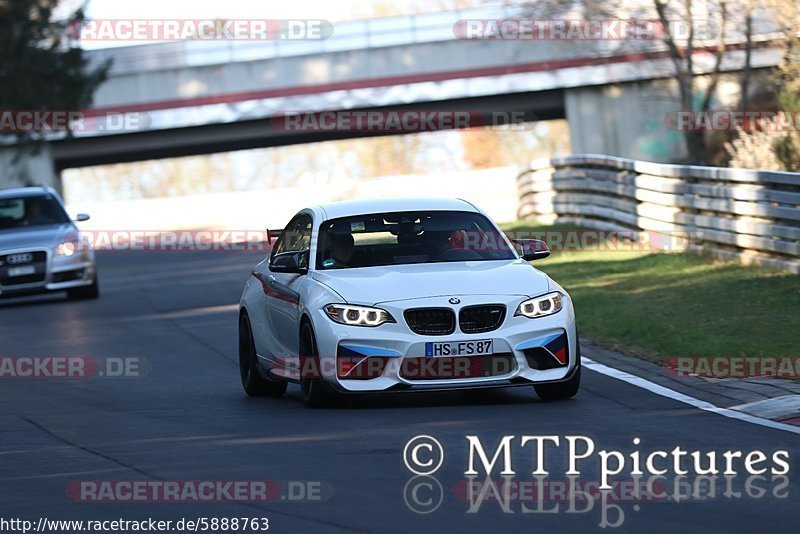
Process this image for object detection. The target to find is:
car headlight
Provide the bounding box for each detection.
[515,292,563,318]
[324,304,396,327]
[56,240,79,256]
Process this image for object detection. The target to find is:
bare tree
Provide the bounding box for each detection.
[511,0,794,164]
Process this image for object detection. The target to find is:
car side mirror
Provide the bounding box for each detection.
[513,238,550,261]
[75,213,90,222]
[270,250,309,274]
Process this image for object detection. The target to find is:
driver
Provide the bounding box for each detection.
[24,200,47,226]
[326,232,354,268]
[422,232,451,259]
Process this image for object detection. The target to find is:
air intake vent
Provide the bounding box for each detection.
[404,308,456,335]
[459,305,506,333]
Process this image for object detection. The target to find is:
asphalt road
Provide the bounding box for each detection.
[0,250,797,534]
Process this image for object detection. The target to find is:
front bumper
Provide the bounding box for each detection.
[0,248,96,297]
[381,363,581,393]
[311,294,579,392]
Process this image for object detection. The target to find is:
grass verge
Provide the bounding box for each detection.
[502,220,800,361]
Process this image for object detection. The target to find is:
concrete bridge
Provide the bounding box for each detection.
[0,6,786,189]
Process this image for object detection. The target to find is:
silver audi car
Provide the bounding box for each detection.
[0,187,98,299]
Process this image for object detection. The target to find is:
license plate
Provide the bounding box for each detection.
[426,339,493,357]
[7,266,35,277]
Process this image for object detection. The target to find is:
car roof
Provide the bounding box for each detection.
[0,187,58,199]
[313,197,479,220]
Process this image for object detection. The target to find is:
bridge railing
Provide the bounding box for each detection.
[86,5,786,75]
[517,155,800,273]
[85,6,505,74]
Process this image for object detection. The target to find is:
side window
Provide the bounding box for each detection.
[270,214,312,261]
[285,214,312,253]
[270,230,288,260]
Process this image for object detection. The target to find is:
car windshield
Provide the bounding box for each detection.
[316,210,517,269]
[0,194,70,231]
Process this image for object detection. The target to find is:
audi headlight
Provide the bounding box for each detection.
[56,240,79,256]
[324,304,396,327]
[515,292,563,318]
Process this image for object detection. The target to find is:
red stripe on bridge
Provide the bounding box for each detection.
[84,43,761,117]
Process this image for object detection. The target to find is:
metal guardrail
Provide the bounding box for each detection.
[517,155,800,273]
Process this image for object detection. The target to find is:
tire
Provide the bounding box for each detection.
[534,365,581,401]
[67,274,99,300]
[299,321,336,408]
[239,313,287,397]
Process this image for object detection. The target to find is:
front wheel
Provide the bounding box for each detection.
[239,314,287,397]
[534,366,581,401]
[299,322,337,408]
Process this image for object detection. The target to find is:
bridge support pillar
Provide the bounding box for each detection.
[565,81,688,163]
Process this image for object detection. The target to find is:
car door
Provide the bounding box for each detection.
[266,213,312,359]
[248,234,285,364]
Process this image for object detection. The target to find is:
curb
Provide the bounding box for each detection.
[582,338,800,428]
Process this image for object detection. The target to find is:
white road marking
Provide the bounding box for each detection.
[582,357,800,435]
[157,304,239,319]
[731,395,800,420]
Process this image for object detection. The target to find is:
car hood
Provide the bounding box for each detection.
[0,224,73,252]
[311,259,550,305]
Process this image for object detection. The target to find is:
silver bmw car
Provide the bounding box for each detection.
[0,187,98,300]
